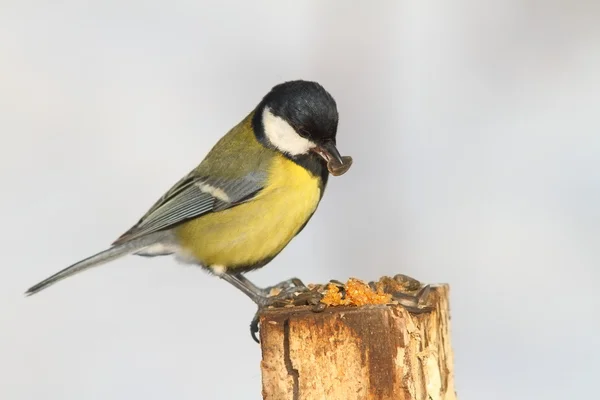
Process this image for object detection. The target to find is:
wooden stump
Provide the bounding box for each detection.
[259,284,456,400]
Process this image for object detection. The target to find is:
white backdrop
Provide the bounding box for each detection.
[1,1,599,399]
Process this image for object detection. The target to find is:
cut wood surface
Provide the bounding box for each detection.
[260,284,456,400]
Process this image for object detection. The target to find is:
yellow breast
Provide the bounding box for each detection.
[175,155,322,268]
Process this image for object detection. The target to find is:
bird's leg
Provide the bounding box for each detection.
[219,272,319,343]
[218,272,267,304]
[221,272,309,302]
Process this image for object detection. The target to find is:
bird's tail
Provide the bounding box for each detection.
[25,234,165,296]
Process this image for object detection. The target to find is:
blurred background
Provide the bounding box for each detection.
[1,1,599,399]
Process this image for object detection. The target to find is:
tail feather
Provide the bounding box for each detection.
[25,234,165,296]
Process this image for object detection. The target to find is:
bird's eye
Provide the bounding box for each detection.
[297,127,311,137]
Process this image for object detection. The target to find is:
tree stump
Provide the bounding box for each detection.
[259,284,456,400]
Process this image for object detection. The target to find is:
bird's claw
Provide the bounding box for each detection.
[250,312,261,343]
[260,277,306,297]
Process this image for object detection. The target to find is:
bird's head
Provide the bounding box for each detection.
[254,80,352,176]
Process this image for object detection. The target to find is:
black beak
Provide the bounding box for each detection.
[312,141,353,176]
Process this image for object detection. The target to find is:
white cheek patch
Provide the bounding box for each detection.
[262,107,316,156]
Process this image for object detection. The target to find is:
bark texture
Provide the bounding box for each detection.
[260,284,456,400]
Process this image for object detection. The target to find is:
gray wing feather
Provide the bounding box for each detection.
[113,172,265,244]
[206,172,265,211]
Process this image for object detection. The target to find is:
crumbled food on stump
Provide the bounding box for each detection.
[261,274,428,311]
[321,278,392,307]
[320,283,349,306]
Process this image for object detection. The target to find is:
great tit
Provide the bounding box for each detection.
[26,80,352,321]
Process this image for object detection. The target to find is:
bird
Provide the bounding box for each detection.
[25,80,353,337]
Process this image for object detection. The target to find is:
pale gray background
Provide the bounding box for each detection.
[1,1,599,399]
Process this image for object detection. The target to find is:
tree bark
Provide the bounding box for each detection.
[259,284,456,400]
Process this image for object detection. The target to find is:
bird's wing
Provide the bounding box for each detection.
[112,170,266,245]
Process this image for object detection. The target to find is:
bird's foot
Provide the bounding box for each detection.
[217,272,326,342]
[250,280,326,343]
[259,277,307,298]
